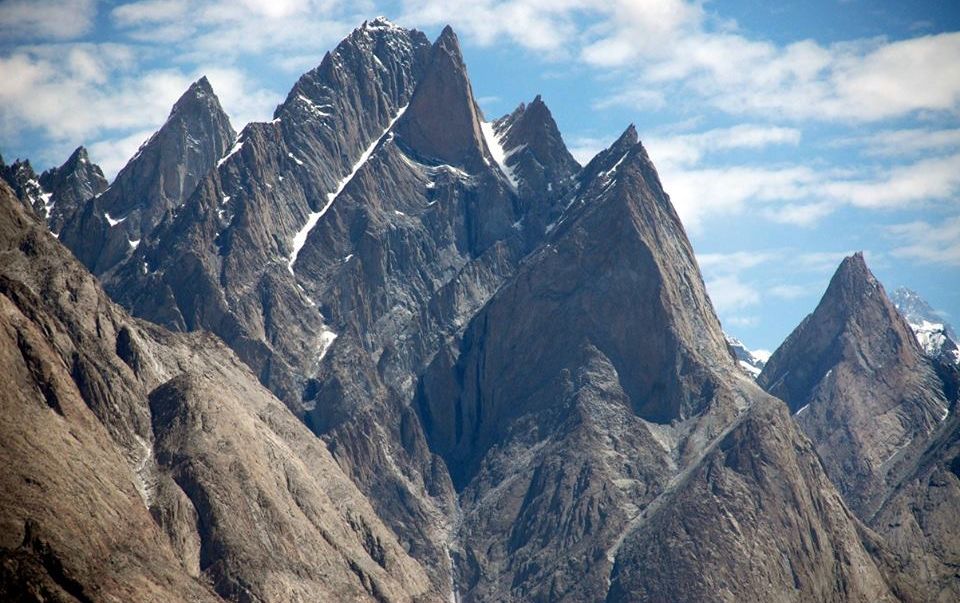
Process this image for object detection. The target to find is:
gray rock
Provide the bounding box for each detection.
[758,253,952,518]
[38,146,109,234]
[0,180,435,601]
[59,76,236,275]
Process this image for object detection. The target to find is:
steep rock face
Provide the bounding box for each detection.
[106,20,433,406]
[38,146,109,234]
[393,26,491,173]
[0,182,434,602]
[59,77,235,275]
[412,129,874,601]
[287,24,530,592]
[488,95,581,237]
[872,393,960,603]
[758,254,952,517]
[607,399,905,603]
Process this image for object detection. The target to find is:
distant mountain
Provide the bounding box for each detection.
[0,156,46,216]
[0,148,109,235]
[725,334,769,378]
[891,286,959,364]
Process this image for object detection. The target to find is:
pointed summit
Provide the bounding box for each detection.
[170,75,216,114]
[38,145,108,233]
[578,124,638,185]
[393,25,490,172]
[490,94,580,214]
[758,253,951,516]
[58,77,235,274]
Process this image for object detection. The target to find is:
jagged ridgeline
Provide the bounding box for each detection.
[2,17,957,602]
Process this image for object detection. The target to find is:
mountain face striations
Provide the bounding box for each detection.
[0,181,435,602]
[57,76,236,275]
[2,16,958,603]
[757,253,953,518]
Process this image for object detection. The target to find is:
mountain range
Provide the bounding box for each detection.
[1,18,957,602]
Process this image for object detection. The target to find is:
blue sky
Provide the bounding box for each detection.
[1,0,959,353]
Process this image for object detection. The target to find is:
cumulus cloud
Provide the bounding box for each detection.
[596,27,960,122]
[0,0,97,40]
[645,124,802,168]
[0,46,193,140]
[87,128,157,179]
[705,274,761,312]
[888,216,960,266]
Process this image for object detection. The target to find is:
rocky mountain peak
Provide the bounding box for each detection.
[57,76,235,275]
[37,145,108,233]
[577,124,639,184]
[0,156,45,216]
[758,252,951,516]
[492,93,580,212]
[393,25,491,172]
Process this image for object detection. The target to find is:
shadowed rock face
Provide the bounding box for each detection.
[758,253,952,517]
[408,130,914,601]
[394,26,491,173]
[607,399,905,603]
[58,77,236,275]
[0,182,435,602]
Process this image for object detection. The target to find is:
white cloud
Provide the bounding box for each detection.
[705,274,761,312]
[88,128,156,179]
[400,0,588,54]
[820,153,960,209]
[198,67,281,131]
[833,128,960,157]
[0,46,193,141]
[645,124,802,168]
[725,315,759,327]
[0,0,97,40]
[697,250,780,274]
[577,1,960,123]
[658,149,960,232]
[660,164,816,232]
[112,0,188,26]
[768,284,810,300]
[888,216,960,266]
[567,135,611,165]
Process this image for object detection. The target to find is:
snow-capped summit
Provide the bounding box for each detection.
[891,287,959,364]
[725,334,769,378]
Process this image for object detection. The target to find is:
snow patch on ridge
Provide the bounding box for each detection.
[480,121,518,189]
[318,329,337,361]
[217,138,244,168]
[287,104,409,276]
[104,212,126,226]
